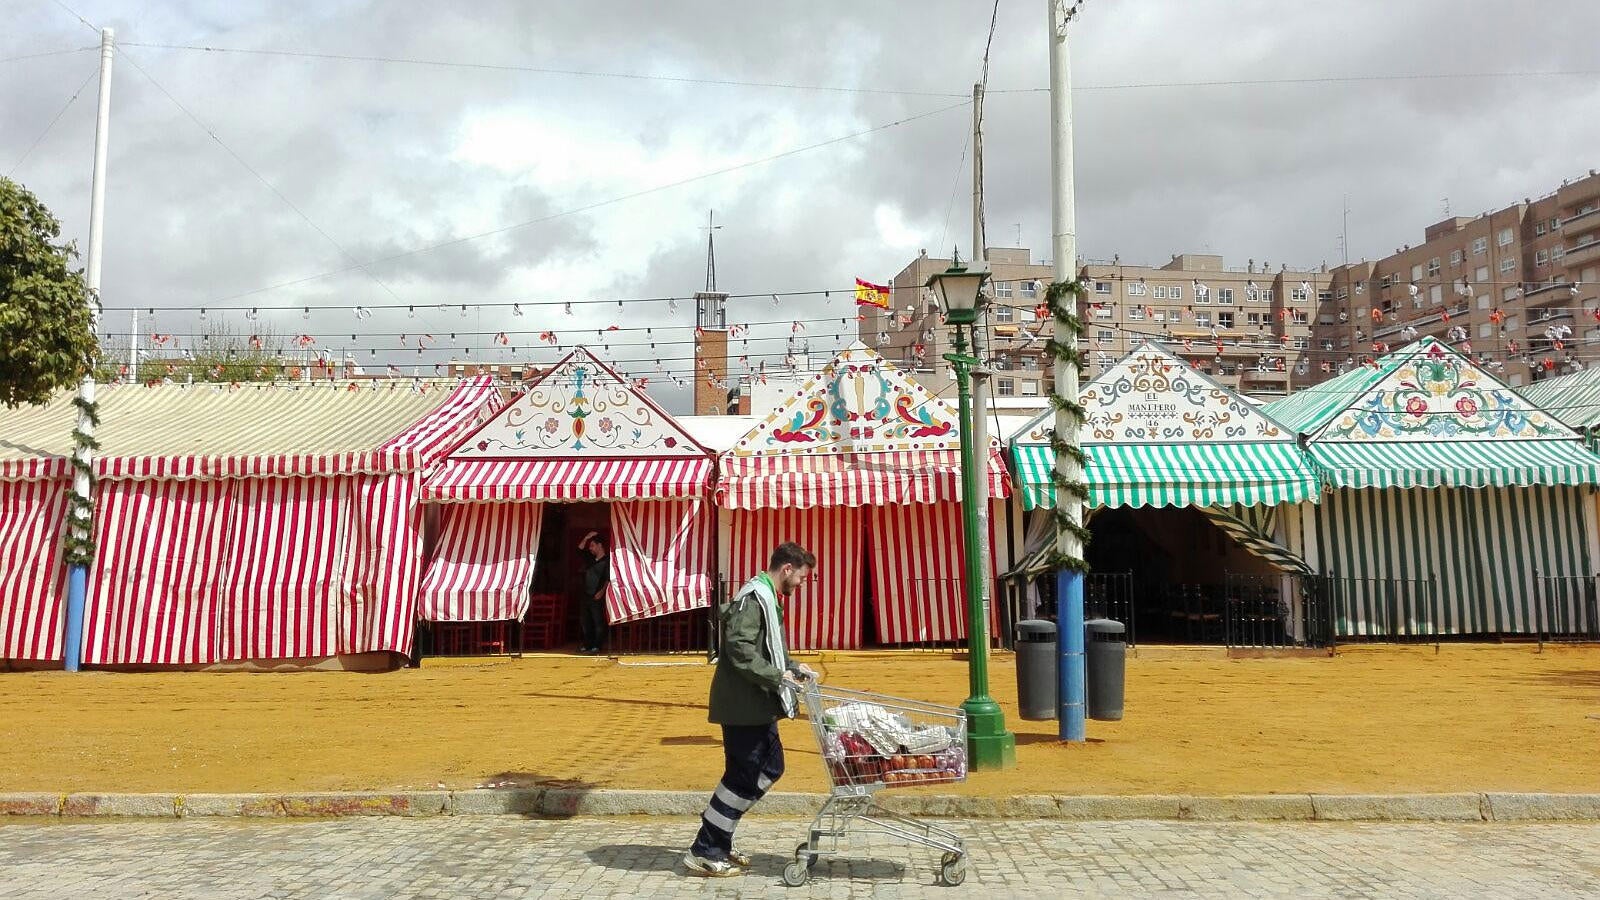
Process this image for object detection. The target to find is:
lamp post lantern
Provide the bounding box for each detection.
[928,251,1017,770]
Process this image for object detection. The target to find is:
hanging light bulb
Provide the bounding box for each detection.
[512,303,524,317]
[407,305,416,318]
[302,306,310,320]
[198,307,208,321]
[564,302,573,316]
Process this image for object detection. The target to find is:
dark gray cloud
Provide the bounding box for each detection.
[3,0,1597,410]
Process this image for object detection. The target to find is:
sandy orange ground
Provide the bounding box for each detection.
[0,644,1596,796]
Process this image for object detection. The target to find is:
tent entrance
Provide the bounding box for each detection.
[1085,506,1285,645]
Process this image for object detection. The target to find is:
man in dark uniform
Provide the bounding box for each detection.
[682,541,817,877]
[577,531,610,654]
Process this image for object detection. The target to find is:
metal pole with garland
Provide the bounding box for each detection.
[1046,1,1090,741]
[63,27,116,672]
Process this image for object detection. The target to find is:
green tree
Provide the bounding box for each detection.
[0,177,97,407]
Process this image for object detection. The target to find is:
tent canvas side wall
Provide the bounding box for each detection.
[0,473,69,663]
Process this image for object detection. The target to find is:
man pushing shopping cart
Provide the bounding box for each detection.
[683,541,818,877]
[684,542,969,887]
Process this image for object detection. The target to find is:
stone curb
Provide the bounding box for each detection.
[4,790,1598,822]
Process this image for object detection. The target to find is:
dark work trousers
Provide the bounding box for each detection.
[690,722,786,860]
[579,596,608,650]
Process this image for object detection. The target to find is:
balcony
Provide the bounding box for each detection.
[1561,206,1600,229]
[1563,238,1600,265]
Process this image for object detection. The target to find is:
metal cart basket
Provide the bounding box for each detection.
[784,681,969,887]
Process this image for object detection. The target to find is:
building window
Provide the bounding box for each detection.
[994,305,1014,323]
[1475,265,1490,283]
[1194,290,1211,305]
[1318,289,1333,302]
[1152,310,1167,322]
[1478,294,1491,310]
[1153,285,1169,299]
[1499,257,1515,274]
[1536,222,1548,236]
[1195,312,1212,327]
[1430,284,1443,305]
[1426,258,1440,276]
[1410,264,1423,281]
[1335,287,1349,300]
[1261,289,1274,303]
[1450,249,1464,266]
[1021,380,1040,396]
[997,379,1015,397]
[1022,280,1038,298]
[1505,316,1519,331]
[1093,304,1113,319]
[1291,287,1309,302]
[1502,285,1518,303]
[1217,288,1235,305]
[1218,312,1234,328]
[1126,281,1146,296]
[1247,312,1262,326]
[1550,217,1561,231]
[1536,249,1549,265]
[1171,285,1183,300]
[1127,305,1144,320]
[1553,243,1565,259]
[1497,227,1513,247]
[1291,310,1308,325]
[1472,237,1488,255]
[1380,274,1395,288]
[1094,281,1112,294]
[995,281,1013,298]
[1479,322,1493,338]
[1097,329,1114,342]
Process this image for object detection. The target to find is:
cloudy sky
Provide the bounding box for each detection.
[4,1,1597,408]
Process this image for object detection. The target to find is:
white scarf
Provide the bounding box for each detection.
[743,574,796,718]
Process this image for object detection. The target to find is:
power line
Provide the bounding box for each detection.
[988,69,1600,94]
[0,46,95,63]
[103,284,880,313]
[120,42,969,99]
[6,63,97,177]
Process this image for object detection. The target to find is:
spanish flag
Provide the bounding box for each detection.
[854,278,890,309]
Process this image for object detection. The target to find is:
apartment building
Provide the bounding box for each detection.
[869,249,1326,398]
[1303,169,1600,389]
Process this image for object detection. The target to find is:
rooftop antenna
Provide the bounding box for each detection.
[1014,222,1022,248]
[701,209,722,292]
[1441,197,1451,217]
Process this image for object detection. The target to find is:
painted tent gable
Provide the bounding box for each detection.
[1315,338,1578,443]
[451,348,706,459]
[731,343,963,457]
[1013,343,1297,446]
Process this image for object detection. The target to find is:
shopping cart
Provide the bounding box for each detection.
[783,681,969,887]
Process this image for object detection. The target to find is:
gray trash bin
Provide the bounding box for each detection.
[1014,619,1057,720]
[1085,618,1125,721]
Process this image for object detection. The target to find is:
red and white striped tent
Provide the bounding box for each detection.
[420,348,716,626]
[0,378,501,668]
[718,343,1010,649]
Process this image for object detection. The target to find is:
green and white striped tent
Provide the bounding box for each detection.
[1519,366,1600,447]
[1008,342,1319,577]
[1264,337,1600,636]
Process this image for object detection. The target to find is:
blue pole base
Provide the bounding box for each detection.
[64,564,86,672]
[1057,568,1086,741]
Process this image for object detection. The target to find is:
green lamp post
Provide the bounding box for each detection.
[927,252,1017,771]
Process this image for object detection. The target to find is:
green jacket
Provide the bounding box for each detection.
[708,576,798,726]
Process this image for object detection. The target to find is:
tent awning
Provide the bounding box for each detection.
[422,457,712,502]
[716,449,1011,510]
[1306,440,1600,489]
[1013,441,1320,511]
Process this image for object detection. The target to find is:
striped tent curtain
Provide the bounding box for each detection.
[417,502,544,623]
[340,472,426,656]
[0,478,69,662]
[1199,505,1312,575]
[607,499,713,624]
[216,477,350,660]
[1315,485,1593,636]
[866,502,969,644]
[83,479,233,666]
[728,506,864,650]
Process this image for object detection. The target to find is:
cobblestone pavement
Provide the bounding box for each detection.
[1,816,1597,899]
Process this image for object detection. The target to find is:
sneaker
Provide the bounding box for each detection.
[728,849,752,868]
[682,851,742,878]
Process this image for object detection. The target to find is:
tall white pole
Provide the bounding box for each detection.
[64,27,115,672]
[969,81,997,648]
[127,308,137,382]
[1048,2,1086,741]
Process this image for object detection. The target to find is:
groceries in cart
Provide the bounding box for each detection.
[818,699,968,788]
